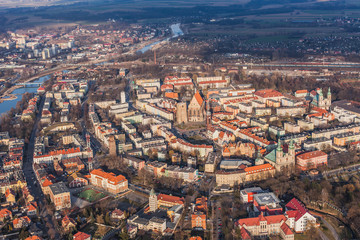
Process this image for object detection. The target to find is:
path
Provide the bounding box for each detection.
[310,211,340,240]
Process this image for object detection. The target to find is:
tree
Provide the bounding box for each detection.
[104,212,111,225]
[96,214,105,224]
[118,230,130,240]
[19,228,29,240]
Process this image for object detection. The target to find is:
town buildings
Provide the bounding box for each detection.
[49,182,71,210]
[90,169,128,194]
[296,150,328,170]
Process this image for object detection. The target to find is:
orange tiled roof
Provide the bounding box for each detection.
[0,208,12,218]
[25,236,42,240]
[191,213,206,220]
[236,213,286,226]
[157,194,184,205]
[194,91,203,106]
[165,92,179,99]
[295,90,308,94]
[90,169,127,185]
[245,164,274,174]
[255,89,283,98]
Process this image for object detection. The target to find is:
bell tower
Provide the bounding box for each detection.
[206,100,211,129]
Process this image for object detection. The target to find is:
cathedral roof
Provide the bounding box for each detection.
[194,91,203,106]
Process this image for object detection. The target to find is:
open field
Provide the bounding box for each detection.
[0,0,359,43]
[0,0,355,28]
[78,189,107,203]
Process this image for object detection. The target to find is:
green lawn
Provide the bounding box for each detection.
[78,189,106,202]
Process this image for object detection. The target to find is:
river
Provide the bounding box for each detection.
[0,24,184,115]
[0,75,50,115]
[138,23,184,54]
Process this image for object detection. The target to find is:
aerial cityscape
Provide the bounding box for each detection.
[0,0,360,239]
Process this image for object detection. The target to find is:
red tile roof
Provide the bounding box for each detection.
[285,198,308,221]
[157,194,184,205]
[236,213,286,226]
[73,231,91,240]
[297,150,327,160]
[281,222,294,235]
[255,89,283,98]
[296,90,308,94]
[240,228,251,240]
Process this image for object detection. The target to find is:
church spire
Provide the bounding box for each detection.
[277,138,282,152]
[289,139,294,149]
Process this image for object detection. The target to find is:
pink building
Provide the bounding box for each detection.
[296,150,328,171]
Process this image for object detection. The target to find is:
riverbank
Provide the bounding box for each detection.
[0,75,50,115]
[138,23,184,54]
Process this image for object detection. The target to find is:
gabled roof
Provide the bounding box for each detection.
[90,169,127,185]
[157,194,184,205]
[285,198,308,221]
[236,213,286,227]
[0,208,12,218]
[62,215,76,227]
[25,236,42,240]
[281,222,294,235]
[240,227,251,240]
[193,91,203,106]
[73,231,91,240]
[111,208,124,216]
[255,89,283,98]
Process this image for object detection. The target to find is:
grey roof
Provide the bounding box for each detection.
[133,217,149,225]
[150,217,166,224]
[254,192,280,206]
[220,160,251,168]
[49,182,69,195]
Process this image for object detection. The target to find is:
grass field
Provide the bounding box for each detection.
[78,189,106,203]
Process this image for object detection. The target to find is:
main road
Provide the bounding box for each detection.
[24,96,45,201]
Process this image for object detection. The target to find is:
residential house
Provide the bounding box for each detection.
[62,216,76,232]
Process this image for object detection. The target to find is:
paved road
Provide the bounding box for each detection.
[24,96,45,201]
[312,212,340,240]
[24,95,59,238]
[324,163,360,178]
[318,229,330,240]
[320,216,340,240]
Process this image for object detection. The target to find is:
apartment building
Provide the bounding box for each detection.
[49,182,71,210]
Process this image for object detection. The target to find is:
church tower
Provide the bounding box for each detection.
[255,148,264,165]
[176,102,188,124]
[288,139,295,156]
[275,138,283,162]
[206,100,211,128]
[149,188,157,212]
[318,88,324,107]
